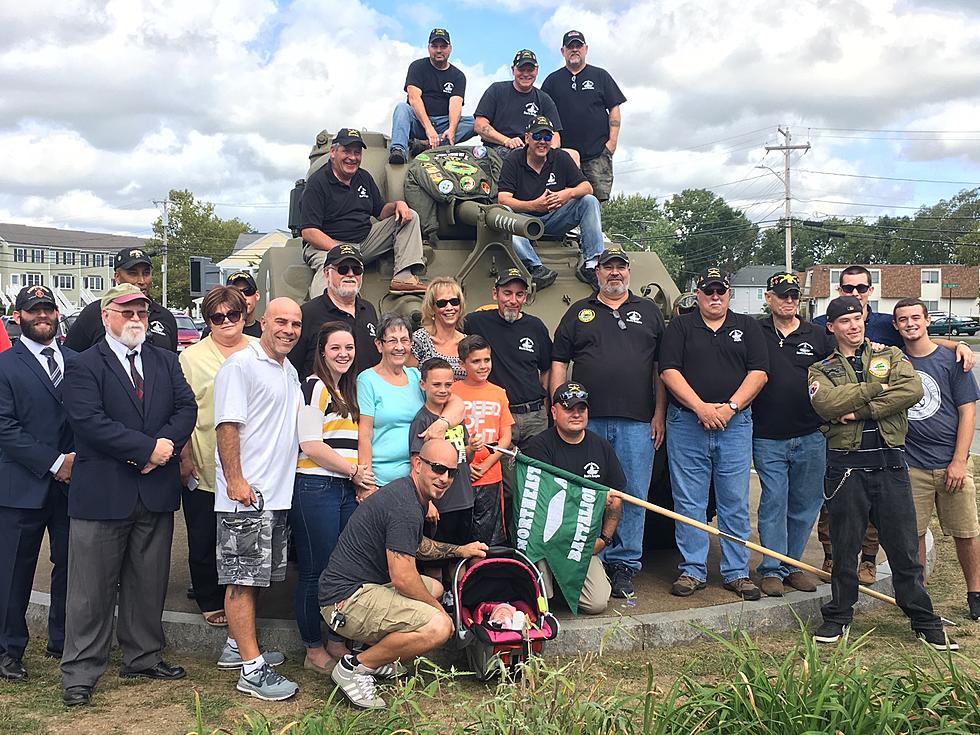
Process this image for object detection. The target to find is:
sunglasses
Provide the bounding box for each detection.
[419,455,458,478]
[531,131,554,142]
[701,287,729,297]
[435,297,461,308]
[209,310,243,325]
[611,309,627,331]
[333,264,364,276]
[558,389,589,405]
[235,285,258,296]
[774,291,801,301]
[840,283,871,294]
[108,307,148,320]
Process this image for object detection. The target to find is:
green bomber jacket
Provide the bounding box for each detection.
[806,341,923,451]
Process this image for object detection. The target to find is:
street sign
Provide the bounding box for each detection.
[943,283,960,289]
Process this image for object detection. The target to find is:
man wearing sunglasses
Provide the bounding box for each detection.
[750,272,835,597]
[659,267,769,601]
[497,115,606,290]
[320,438,487,709]
[65,246,178,353]
[202,272,261,339]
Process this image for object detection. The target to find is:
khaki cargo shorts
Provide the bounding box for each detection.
[323,576,440,646]
[216,510,289,587]
[581,150,614,202]
[908,458,980,538]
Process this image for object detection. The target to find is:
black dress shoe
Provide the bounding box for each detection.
[44,648,63,660]
[119,660,186,680]
[63,685,91,706]
[0,653,27,682]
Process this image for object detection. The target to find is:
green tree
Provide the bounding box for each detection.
[601,194,681,277]
[147,190,254,308]
[662,189,758,281]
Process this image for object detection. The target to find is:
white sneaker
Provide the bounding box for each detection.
[331,659,386,709]
[367,659,407,680]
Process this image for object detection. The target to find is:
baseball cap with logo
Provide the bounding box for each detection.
[598,248,630,266]
[825,296,863,322]
[525,115,555,134]
[101,283,150,310]
[324,244,365,267]
[226,271,257,296]
[495,268,529,288]
[428,28,451,44]
[333,128,367,148]
[513,49,538,67]
[766,271,801,296]
[113,246,152,271]
[697,267,731,290]
[15,285,57,311]
[553,381,589,409]
[562,30,587,47]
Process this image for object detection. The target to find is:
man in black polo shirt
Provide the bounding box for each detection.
[64,246,178,353]
[288,245,380,378]
[388,28,475,165]
[497,116,606,290]
[474,50,562,151]
[300,127,427,299]
[541,30,626,202]
[659,267,769,601]
[201,272,261,339]
[551,249,666,597]
[752,272,834,597]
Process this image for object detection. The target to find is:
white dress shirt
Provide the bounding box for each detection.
[104,332,143,387]
[19,334,67,474]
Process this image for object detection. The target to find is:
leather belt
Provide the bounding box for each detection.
[510,399,545,415]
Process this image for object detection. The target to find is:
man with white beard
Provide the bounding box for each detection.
[60,284,197,707]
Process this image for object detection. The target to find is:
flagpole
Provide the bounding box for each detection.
[491,445,955,625]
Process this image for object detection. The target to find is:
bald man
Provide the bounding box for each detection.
[214,297,304,701]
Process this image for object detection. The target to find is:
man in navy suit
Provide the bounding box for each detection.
[0,286,75,682]
[60,284,196,707]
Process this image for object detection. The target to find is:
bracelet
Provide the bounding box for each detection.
[349,464,357,480]
[598,533,614,547]
[436,416,451,427]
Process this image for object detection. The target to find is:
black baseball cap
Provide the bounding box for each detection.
[697,267,730,290]
[324,244,364,267]
[513,49,538,67]
[333,128,367,148]
[562,30,586,47]
[826,296,863,322]
[113,246,152,271]
[495,268,529,288]
[766,271,801,296]
[15,285,57,311]
[226,271,257,296]
[553,381,589,409]
[598,248,630,266]
[428,28,450,44]
[525,115,555,134]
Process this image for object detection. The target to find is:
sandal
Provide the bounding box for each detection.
[202,609,228,627]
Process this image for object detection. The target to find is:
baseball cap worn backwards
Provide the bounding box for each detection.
[826,296,863,322]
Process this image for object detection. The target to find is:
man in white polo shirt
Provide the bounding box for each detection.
[214,297,303,701]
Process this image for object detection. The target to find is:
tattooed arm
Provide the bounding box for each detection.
[417,537,489,561]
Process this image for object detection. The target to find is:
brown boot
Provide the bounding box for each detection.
[759,577,784,597]
[858,560,876,585]
[723,578,762,601]
[785,571,818,592]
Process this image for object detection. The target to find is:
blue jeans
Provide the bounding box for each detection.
[288,474,357,648]
[390,102,475,152]
[512,195,605,268]
[590,417,655,573]
[752,432,826,579]
[666,404,753,583]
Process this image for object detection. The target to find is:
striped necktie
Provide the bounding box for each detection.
[126,351,144,401]
[40,347,62,387]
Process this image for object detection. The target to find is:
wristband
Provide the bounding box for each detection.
[598,533,614,547]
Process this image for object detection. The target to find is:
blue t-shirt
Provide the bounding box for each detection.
[814,309,901,347]
[905,347,980,469]
[357,367,424,485]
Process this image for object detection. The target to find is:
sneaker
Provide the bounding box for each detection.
[575,263,598,288]
[606,564,635,598]
[670,575,707,597]
[969,591,980,621]
[367,659,408,680]
[331,658,386,710]
[822,557,833,574]
[217,643,286,670]
[785,571,818,592]
[858,560,876,585]
[236,663,298,701]
[388,147,407,165]
[759,577,784,597]
[813,621,849,644]
[529,265,557,290]
[916,629,959,651]
[724,578,762,601]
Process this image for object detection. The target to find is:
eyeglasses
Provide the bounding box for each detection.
[333,264,364,276]
[531,131,553,142]
[435,297,461,308]
[419,455,459,478]
[382,337,412,347]
[774,291,801,301]
[209,310,243,325]
[107,308,148,320]
[701,287,729,297]
[840,283,871,294]
[610,309,627,331]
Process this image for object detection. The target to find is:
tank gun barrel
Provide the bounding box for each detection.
[453,201,544,241]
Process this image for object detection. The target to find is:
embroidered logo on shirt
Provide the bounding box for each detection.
[149,320,167,336]
[443,82,454,94]
[519,337,534,352]
[729,329,743,343]
[578,309,596,323]
[366,323,376,337]
[546,172,558,186]
[626,311,642,324]
[356,185,369,199]
[581,80,595,90]
[796,341,814,356]
[524,102,539,116]
[583,462,600,479]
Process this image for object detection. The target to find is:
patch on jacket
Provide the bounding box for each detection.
[868,356,891,379]
[808,381,819,398]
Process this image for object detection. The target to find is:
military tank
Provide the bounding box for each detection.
[257,129,680,329]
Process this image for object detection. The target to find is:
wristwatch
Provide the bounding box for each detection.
[727,400,739,413]
[598,532,614,547]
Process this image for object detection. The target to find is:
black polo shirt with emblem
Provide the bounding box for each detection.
[463,309,552,405]
[541,64,627,161]
[753,318,835,440]
[288,292,380,379]
[405,58,467,117]
[523,427,626,490]
[497,149,586,215]
[474,81,563,142]
[552,292,666,422]
[658,309,769,408]
[300,164,385,243]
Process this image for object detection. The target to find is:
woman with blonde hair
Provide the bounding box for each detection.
[409,276,467,380]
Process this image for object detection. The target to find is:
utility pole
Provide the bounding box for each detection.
[154,198,170,307]
[765,127,810,272]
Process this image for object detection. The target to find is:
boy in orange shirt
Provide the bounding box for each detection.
[452,335,514,545]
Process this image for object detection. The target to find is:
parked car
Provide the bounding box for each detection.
[927,315,980,336]
[173,313,201,351]
[193,318,206,333]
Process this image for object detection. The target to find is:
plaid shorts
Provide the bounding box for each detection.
[216,509,288,587]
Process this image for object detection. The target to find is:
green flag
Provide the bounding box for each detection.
[511,453,608,614]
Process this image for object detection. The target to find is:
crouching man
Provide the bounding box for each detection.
[319,438,487,709]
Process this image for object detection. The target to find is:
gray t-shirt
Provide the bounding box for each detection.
[409,407,474,513]
[905,347,980,469]
[318,476,424,605]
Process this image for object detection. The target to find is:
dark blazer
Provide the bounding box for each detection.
[0,341,77,509]
[63,339,197,520]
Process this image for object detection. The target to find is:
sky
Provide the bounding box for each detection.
[1,0,979,249]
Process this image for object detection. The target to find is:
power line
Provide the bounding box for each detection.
[798,170,980,186]
[807,126,980,134]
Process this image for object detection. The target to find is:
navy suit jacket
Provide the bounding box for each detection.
[0,341,77,509]
[63,339,197,520]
